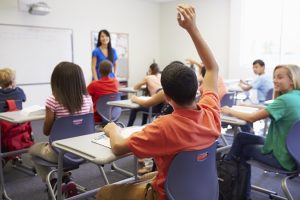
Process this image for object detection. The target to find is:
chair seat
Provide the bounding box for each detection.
[247,160,297,176]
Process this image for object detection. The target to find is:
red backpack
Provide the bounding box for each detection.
[1,100,33,153]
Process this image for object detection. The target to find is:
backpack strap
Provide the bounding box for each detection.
[6,100,17,111]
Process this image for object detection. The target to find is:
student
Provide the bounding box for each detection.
[186,58,228,100]
[0,68,27,164]
[134,63,161,96]
[92,29,118,80]
[96,4,220,200]
[29,62,93,190]
[239,59,273,104]
[222,64,300,200]
[127,63,162,126]
[0,68,26,106]
[87,60,119,123]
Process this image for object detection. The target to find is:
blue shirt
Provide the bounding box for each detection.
[0,87,26,111]
[92,47,118,79]
[251,74,273,103]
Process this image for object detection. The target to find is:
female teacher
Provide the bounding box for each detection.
[92,29,118,80]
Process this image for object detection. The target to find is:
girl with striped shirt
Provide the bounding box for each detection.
[29,62,93,187]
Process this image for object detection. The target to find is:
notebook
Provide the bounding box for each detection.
[91,126,144,148]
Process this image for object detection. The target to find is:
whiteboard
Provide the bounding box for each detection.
[0,24,73,85]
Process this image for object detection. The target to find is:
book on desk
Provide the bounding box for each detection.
[92,126,144,148]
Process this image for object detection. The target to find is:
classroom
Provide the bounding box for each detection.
[0,0,300,200]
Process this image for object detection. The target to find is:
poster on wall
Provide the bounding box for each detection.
[91,31,129,80]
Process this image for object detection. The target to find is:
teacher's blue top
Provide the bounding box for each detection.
[92,47,118,79]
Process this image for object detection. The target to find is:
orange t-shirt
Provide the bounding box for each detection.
[127,90,221,200]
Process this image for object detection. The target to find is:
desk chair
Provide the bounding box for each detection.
[221,92,238,138]
[96,92,124,128]
[165,142,218,200]
[221,91,235,107]
[31,113,95,199]
[249,120,300,200]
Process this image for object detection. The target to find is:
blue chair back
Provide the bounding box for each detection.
[165,142,219,200]
[220,92,235,107]
[286,120,300,173]
[49,113,95,163]
[96,93,122,123]
[265,88,274,101]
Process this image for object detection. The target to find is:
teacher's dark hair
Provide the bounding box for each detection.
[97,29,114,63]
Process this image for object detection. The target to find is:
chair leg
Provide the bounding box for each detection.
[11,158,36,176]
[281,174,298,200]
[111,162,134,177]
[251,185,288,200]
[97,165,110,185]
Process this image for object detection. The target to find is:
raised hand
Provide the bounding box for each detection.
[177,4,196,31]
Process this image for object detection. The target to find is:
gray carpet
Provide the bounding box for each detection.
[2,112,300,200]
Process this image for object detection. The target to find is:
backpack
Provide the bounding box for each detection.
[0,100,33,155]
[217,156,250,200]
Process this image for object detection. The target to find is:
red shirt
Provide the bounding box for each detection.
[128,90,221,200]
[87,77,119,122]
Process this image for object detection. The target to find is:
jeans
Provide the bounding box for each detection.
[227,132,284,199]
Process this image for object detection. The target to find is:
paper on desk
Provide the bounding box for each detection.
[231,106,258,114]
[92,126,145,148]
[21,105,45,116]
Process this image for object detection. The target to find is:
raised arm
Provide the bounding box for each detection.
[177,5,219,93]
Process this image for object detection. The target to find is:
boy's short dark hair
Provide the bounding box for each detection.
[161,61,198,106]
[99,60,113,77]
[253,59,265,67]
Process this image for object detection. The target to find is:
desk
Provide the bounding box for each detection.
[52,126,143,200]
[107,97,153,123]
[119,87,139,94]
[0,110,45,200]
[221,105,258,145]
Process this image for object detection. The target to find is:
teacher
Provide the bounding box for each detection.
[92,29,118,80]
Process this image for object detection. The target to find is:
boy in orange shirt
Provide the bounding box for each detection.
[97,4,221,200]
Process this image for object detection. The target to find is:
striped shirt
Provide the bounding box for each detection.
[45,95,93,118]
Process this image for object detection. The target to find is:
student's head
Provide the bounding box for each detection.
[51,62,88,114]
[0,68,16,89]
[161,61,198,106]
[252,59,265,75]
[148,63,160,75]
[273,64,300,98]
[99,60,113,77]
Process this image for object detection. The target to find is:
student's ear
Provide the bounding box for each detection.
[165,94,172,103]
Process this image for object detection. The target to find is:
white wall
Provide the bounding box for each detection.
[160,0,230,77]
[0,0,161,106]
[0,0,232,106]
